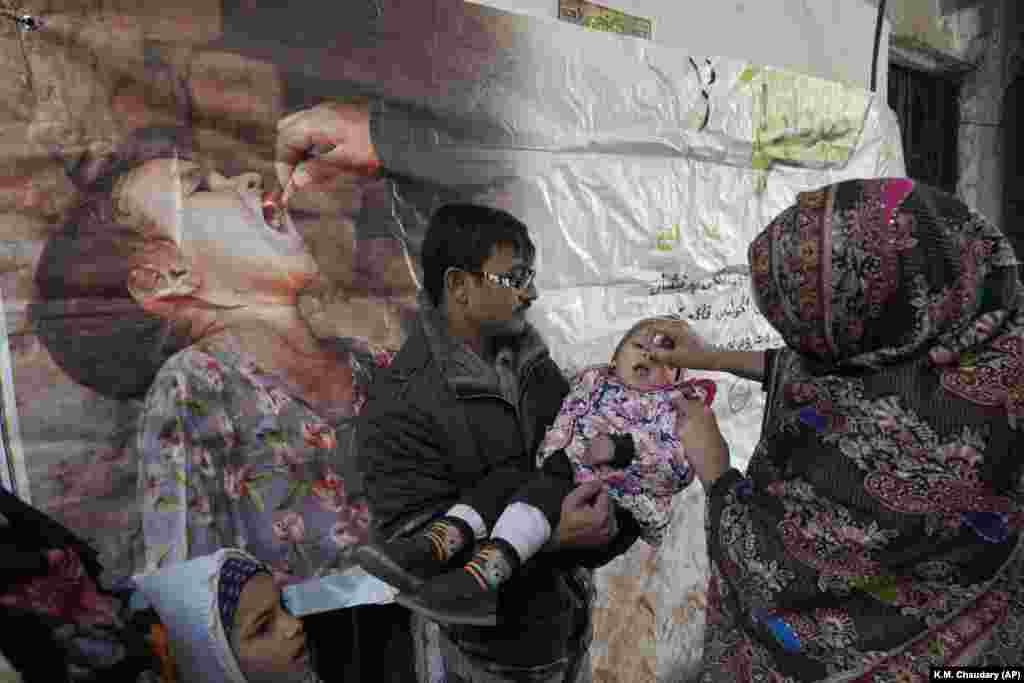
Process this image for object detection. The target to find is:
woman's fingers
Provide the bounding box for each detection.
[644,319,697,367]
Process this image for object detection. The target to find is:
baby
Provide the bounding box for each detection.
[357,318,715,626]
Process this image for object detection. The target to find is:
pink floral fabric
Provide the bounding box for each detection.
[138,344,370,584]
[0,543,162,681]
[536,365,715,546]
[0,547,118,627]
[702,179,1024,681]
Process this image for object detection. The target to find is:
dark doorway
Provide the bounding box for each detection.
[888,63,961,194]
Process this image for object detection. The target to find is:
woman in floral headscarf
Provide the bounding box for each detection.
[648,178,1024,680]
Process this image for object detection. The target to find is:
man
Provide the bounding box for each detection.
[275,101,638,682]
[356,203,640,682]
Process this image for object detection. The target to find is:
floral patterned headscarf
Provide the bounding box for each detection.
[751,178,1023,427]
[748,176,1024,543]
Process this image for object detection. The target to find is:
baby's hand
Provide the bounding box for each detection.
[580,434,636,468]
[580,434,615,466]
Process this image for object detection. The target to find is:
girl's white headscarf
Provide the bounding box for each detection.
[137,549,258,683]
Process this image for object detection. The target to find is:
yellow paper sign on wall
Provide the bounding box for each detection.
[655,223,680,251]
[558,0,652,40]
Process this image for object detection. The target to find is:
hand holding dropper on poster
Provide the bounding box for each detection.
[274,100,383,207]
[263,142,340,231]
[0,9,42,32]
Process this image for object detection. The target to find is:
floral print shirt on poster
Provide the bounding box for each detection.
[138,344,372,585]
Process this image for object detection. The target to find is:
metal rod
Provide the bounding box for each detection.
[870,0,887,92]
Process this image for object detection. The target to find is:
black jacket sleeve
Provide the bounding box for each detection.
[357,401,461,541]
[369,98,520,189]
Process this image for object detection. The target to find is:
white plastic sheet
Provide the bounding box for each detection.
[394,12,904,678]
[0,1,906,680]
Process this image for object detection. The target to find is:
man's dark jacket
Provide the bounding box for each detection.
[357,296,638,667]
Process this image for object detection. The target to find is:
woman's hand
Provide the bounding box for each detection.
[645,319,710,368]
[274,100,382,204]
[674,397,730,489]
[646,318,767,382]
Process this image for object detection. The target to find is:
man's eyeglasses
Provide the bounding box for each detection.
[474,267,536,291]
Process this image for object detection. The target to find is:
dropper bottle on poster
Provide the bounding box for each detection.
[1,9,42,32]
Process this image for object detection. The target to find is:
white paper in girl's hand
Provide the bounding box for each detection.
[282,566,398,617]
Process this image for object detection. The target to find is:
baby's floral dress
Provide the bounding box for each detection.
[537,364,715,546]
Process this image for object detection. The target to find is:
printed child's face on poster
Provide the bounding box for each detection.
[116,158,320,306]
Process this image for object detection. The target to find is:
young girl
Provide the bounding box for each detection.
[356,317,715,626]
[137,549,318,683]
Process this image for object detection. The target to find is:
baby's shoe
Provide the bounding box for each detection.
[395,538,521,627]
[354,516,475,593]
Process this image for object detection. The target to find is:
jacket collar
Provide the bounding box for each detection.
[407,290,549,397]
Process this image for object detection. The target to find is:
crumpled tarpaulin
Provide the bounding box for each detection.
[0,1,904,681]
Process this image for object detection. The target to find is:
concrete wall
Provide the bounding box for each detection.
[889,0,988,63]
[868,0,1019,229]
[954,0,1020,229]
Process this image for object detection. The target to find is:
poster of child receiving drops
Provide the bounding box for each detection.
[0,1,903,680]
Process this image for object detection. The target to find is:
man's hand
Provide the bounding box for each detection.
[275,100,382,205]
[674,397,730,489]
[549,480,617,550]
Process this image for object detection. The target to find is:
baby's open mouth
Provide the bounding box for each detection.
[262,190,287,233]
[633,364,680,386]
